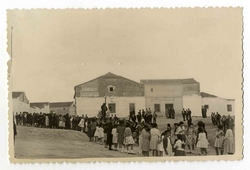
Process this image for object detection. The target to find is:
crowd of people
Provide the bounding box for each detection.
[211,113,234,133]
[14,112,90,131]
[85,113,235,157]
[128,108,158,124]
[14,105,235,157]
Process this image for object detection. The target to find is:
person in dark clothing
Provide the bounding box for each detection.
[13,120,17,144]
[171,107,175,119]
[106,122,113,150]
[182,108,186,121]
[101,103,108,121]
[137,110,142,123]
[142,109,145,119]
[186,109,191,121]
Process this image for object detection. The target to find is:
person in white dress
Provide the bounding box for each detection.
[224,127,234,154]
[94,125,100,143]
[163,130,173,156]
[98,124,104,145]
[196,127,208,155]
[157,134,165,156]
[112,125,118,150]
[78,117,85,132]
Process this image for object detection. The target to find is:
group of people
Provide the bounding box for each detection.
[181,108,193,126]
[129,108,158,124]
[14,112,92,132]
[84,110,235,157]
[211,113,234,133]
[165,107,176,119]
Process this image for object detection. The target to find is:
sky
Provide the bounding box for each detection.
[7,8,242,109]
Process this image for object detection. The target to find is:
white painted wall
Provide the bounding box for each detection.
[145,97,183,116]
[182,95,202,117]
[202,97,235,116]
[30,105,50,113]
[75,97,145,117]
[12,98,30,114]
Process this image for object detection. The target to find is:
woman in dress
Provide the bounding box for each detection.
[78,117,85,132]
[150,123,161,156]
[196,127,208,155]
[45,114,49,128]
[112,124,118,150]
[224,126,235,155]
[214,125,224,155]
[141,126,151,157]
[185,123,196,154]
[117,120,125,152]
[123,123,135,154]
[163,130,173,156]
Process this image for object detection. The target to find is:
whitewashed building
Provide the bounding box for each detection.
[49,102,76,115]
[12,92,30,114]
[201,92,235,116]
[140,79,202,116]
[30,102,50,113]
[74,72,145,117]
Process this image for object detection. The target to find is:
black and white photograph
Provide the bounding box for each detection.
[7,8,243,162]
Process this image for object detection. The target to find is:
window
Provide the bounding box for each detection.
[108,103,116,113]
[154,104,160,112]
[151,88,153,92]
[227,105,232,112]
[204,105,209,109]
[107,85,115,92]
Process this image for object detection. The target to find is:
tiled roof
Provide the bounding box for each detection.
[140,78,198,85]
[75,72,140,88]
[200,92,217,98]
[50,102,74,108]
[12,92,23,98]
[30,102,49,109]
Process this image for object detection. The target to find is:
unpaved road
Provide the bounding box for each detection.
[14,117,217,159]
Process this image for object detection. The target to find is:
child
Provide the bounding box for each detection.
[163,130,173,156]
[112,124,118,150]
[141,126,151,157]
[98,123,104,145]
[214,125,224,155]
[174,134,186,156]
[196,127,208,155]
[94,124,100,143]
[186,123,196,154]
[124,123,135,154]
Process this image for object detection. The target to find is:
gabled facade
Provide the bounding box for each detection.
[74,72,145,117]
[49,102,75,115]
[12,92,30,114]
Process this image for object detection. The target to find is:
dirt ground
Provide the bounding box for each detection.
[14,116,218,159]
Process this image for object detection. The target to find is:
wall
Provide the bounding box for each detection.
[145,97,183,116]
[50,106,75,115]
[182,95,202,117]
[75,97,145,117]
[12,98,30,114]
[182,83,200,96]
[202,97,235,116]
[30,105,50,113]
[144,84,183,98]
